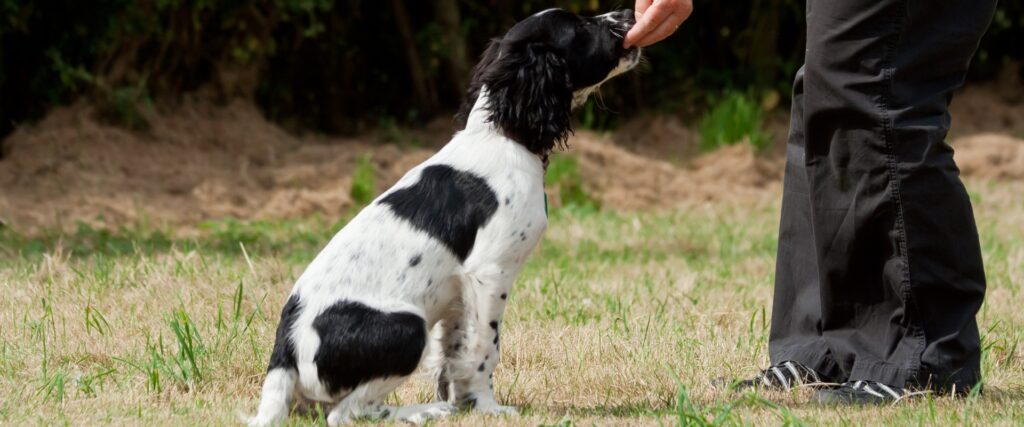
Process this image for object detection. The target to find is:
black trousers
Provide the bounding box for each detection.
[769,0,996,392]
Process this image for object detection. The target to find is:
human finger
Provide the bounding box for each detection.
[634,11,685,47]
[623,0,673,47]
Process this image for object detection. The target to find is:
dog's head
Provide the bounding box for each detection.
[458,9,640,155]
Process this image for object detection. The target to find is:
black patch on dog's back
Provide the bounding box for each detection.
[267,294,302,371]
[380,165,499,261]
[312,300,427,395]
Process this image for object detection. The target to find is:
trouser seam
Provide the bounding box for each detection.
[877,0,925,384]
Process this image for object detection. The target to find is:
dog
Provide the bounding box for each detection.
[247,8,640,426]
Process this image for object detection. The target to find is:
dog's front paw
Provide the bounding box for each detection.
[474,403,519,417]
[393,402,458,425]
[326,411,350,427]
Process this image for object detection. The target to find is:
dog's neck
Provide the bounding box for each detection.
[463,87,495,133]
[465,87,550,171]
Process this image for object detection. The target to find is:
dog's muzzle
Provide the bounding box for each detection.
[610,9,636,33]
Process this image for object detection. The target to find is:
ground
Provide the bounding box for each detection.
[1,85,1023,425]
[1,179,1022,425]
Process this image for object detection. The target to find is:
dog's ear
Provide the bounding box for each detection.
[479,41,573,155]
[455,39,502,130]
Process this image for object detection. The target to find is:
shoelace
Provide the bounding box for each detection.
[755,361,823,390]
[848,380,908,400]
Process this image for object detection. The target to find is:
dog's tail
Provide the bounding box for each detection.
[244,367,297,426]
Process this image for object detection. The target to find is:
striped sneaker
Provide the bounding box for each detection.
[719,360,828,391]
[813,380,916,405]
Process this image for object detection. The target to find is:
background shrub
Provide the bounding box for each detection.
[1,0,1020,142]
[698,92,769,152]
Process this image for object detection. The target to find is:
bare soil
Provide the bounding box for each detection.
[1,84,1022,231]
[571,133,783,210]
[0,100,435,231]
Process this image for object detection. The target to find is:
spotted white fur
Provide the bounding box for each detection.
[246,92,544,426]
[247,9,639,427]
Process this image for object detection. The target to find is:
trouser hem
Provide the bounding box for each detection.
[771,346,841,383]
[849,358,911,388]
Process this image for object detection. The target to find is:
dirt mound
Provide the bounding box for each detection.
[949,79,1024,138]
[0,101,431,231]
[570,132,783,210]
[952,133,1024,180]
[1,87,1023,231]
[609,111,792,162]
[0,102,786,230]
[609,114,700,161]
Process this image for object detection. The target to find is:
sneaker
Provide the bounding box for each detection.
[813,380,917,405]
[716,360,827,391]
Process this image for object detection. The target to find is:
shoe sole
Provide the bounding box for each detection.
[813,389,891,406]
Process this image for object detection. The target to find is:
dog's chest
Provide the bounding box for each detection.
[458,168,548,269]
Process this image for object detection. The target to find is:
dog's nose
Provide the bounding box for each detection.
[614,9,636,26]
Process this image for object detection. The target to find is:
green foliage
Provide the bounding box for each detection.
[546,155,599,212]
[84,304,112,336]
[1,221,176,258]
[167,307,205,384]
[0,0,809,138]
[2,190,1024,424]
[106,286,269,397]
[350,155,376,206]
[671,385,806,426]
[580,100,600,130]
[0,0,336,137]
[0,217,344,266]
[0,0,1021,140]
[578,97,621,131]
[98,85,152,130]
[971,3,1024,79]
[698,92,769,152]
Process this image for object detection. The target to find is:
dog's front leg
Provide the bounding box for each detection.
[452,267,518,415]
[434,299,465,402]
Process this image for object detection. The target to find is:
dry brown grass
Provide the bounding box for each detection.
[1,179,1022,426]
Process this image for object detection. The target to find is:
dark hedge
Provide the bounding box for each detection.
[1,0,1020,140]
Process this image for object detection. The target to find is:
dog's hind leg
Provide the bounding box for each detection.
[322,373,456,426]
[248,368,298,427]
[326,375,441,426]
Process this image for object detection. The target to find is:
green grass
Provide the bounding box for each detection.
[0,180,1022,426]
[698,92,770,152]
[545,156,600,212]
[350,154,377,207]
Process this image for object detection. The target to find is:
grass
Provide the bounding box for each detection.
[698,92,770,152]
[545,156,600,212]
[1,179,1022,425]
[350,155,376,207]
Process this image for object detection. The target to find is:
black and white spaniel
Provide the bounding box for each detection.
[248,8,639,426]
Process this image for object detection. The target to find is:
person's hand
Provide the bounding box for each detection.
[624,0,693,48]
